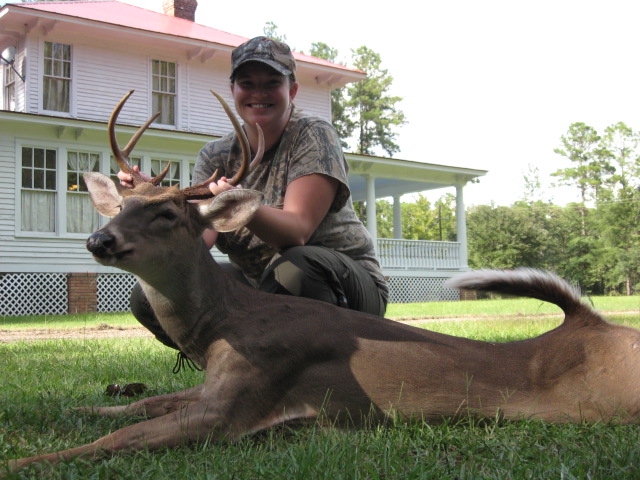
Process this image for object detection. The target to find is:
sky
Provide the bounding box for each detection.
[38,0,640,206]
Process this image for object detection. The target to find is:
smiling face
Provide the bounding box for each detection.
[231,61,298,135]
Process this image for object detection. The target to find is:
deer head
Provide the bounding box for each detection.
[84,90,265,274]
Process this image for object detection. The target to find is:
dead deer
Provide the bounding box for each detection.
[6,91,640,474]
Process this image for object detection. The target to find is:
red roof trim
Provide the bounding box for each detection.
[8,1,360,74]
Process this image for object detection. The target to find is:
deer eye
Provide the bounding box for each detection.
[155,210,177,222]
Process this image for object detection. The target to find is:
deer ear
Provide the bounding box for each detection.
[83,172,124,218]
[198,189,264,232]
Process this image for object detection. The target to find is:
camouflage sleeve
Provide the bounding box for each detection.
[286,118,351,212]
[192,134,235,186]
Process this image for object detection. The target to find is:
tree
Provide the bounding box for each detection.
[344,46,406,157]
[308,42,355,148]
[467,203,552,270]
[601,121,639,191]
[552,122,613,234]
[402,195,437,240]
[262,21,288,43]
[597,122,640,294]
[522,164,543,203]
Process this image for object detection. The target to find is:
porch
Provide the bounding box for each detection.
[346,154,485,303]
[377,238,466,303]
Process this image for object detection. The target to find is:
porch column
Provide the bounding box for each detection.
[365,175,378,252]
[392,194,402,239]
[455,184,469,268]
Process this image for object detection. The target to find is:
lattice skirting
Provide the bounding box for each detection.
[0,272,460,316]
[387,276,460,303]
[0,273,68,316]
[97,274,138,312]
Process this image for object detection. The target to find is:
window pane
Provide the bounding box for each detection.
[110,156,140,182]
[151,159,180,187]
[43,77,70,112]
[45,171,56,190]
[22,168,32,188]
[67,151,100,232]
[34,169,44,189]
[22,190,55,232]
[67,193,99,233]
[43,42,71,112]
[46,150,57,169]
[21,147,58,232]
[22,148,32,167]
[34,149,44,169]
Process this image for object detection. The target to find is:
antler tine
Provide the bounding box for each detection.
[108,90,160,186]
[180,169,220,200]
[210,90,264,186]
[181,91,265,200]
[150,162,172,186]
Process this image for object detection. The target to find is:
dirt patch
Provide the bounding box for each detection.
[2,311,637,343]
[0,323,153,343]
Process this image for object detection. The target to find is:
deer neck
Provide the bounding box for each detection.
[136,238,232,363]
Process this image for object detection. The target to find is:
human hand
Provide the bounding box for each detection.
[207,176,241,196]
[117,165,151,188]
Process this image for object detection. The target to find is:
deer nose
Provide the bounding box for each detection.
[86,231,115,257]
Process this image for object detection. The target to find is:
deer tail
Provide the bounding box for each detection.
[445,268,605,327]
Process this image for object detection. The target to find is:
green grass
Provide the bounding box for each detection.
[2,301,640,478]
[2,294,639,331]
[385,295,640,319]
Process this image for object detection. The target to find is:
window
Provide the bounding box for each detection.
[67,151,100,233]
[4,64,15,111]
[110,156,141,184]
[150,159,180,187]
[151,59,176,125]
[18,145,195,236]
[21,147,57,232]
[43,42,71,112]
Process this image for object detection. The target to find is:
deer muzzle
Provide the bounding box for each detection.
[86,231,118,261]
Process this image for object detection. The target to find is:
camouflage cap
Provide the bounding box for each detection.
[231,36,296,78]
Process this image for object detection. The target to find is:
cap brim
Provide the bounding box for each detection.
[233,58,292,77]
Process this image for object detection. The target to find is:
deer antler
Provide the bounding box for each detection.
[108,90,169,186]
[110,90,264,198]
[180,91,265,200]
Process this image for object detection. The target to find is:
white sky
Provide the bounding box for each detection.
[66,1,640,205]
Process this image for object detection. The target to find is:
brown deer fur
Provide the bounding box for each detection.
[7,179,640,473]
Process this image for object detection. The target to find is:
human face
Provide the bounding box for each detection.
[231,62,298,134]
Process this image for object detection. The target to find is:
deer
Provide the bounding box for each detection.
[6,91,640,474]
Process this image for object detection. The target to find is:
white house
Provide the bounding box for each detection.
[0,0,486,315]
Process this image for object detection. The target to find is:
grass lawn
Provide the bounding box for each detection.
[2,297,640,479]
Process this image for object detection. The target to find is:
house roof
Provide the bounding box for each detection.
[0,0,364,84]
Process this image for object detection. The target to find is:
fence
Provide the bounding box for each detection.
[377,238,462,271]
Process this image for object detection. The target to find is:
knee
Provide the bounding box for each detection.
[260,247,343,305]
[130,282,151,320]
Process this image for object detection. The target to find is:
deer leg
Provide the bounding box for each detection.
[8,363,311,473]
[74,384,204,418]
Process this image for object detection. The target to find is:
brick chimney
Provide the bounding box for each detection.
[162,0,198,21]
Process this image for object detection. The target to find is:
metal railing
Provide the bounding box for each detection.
[377,238,462,271]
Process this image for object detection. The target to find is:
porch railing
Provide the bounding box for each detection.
[377,238,462,271]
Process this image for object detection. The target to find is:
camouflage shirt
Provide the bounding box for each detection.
[193,110,389,301]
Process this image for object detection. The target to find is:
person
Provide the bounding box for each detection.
[119,37,389,361]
